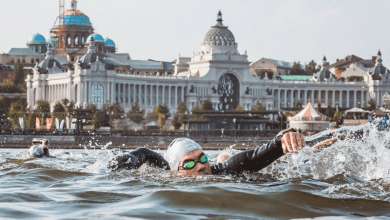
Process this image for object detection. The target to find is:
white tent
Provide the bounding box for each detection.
[144,121,158,127]
[345,108,370,114]
[290,102,326,121]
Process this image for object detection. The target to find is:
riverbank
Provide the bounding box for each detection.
[0,135,274,150]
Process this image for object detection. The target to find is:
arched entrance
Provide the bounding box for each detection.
[218,73,239,110]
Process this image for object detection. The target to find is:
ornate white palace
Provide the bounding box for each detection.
[26,10,390,114]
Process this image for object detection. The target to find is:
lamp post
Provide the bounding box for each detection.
[278,111,283,130]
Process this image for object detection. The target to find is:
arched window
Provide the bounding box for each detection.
[218,73,240,110]
[38,46,41,53]
[91,83,104,108]
[67,36,72,45]
[81,37,85,45]
[75,37,79,46]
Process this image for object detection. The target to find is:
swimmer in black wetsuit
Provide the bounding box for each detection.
[28,139,50,157]
[108,128,306,176]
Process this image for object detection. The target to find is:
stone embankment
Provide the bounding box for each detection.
[0,135,275,150]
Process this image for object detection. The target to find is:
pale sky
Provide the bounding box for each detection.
[0,0,389,67]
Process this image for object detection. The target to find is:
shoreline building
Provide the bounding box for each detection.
[23,1,390,117]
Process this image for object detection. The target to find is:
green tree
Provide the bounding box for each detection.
[305,60,319,76]
[127,102,144,124]
[92,111,102,129]
[98,104,111,127]
[0,81,24,93]
[177,102,188,114]
[171,113,182,130]
[235,104,244,111]
[325,105,334,118]
[67,100,76,113]
[291,61,306,75]
[332,110,343,122]
[251,100,266,111]
[62,98,69,106]
[13,63,25,87]
[171,102,189,129]
[368,98,376,109]
[8,99,27,127]
[255,69,274,79]
[191,104,201,119]
[294,100,302,109]
[317,103,323,114]
[53,101,67,121]
[86,103,97,111]
[109,102,125,119]
[201,99,213,110]
[34,100,51,125]
[25,111,36,129]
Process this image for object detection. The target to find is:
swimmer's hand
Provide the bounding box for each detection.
[107,152,139,170]
[108,147,170,171]
[281,132,305,153]
[313,138,338,149]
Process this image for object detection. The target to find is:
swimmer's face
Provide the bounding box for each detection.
[178,149,211,176]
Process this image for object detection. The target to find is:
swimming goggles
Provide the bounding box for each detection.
[179,154,208,170]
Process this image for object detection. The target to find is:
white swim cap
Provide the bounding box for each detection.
[28,145,44,157]
[166,138,202,171]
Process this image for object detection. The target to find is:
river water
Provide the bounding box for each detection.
[1,123,390,219]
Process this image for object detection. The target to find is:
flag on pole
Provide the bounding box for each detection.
[60,120,65,132]
[46,118,53,132]
[55,118,60,130]
[66,117,69,130]
[35,117,40,131]
[19,117,24,130]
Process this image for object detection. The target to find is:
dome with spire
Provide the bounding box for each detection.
[28,33,46,45]
[56,0,92,26]
[86,33,104,43]
[367,50,389,80]
[311,56,337,81]
[104,38,116,47]
[78,38,106,69]
[36,44,64,74]
[202,11,237,50]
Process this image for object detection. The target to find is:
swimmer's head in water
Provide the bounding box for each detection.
[28,145,45,157]
[166,138,202,171]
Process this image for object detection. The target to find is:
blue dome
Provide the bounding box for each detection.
[86,34,104,42]
[104,38,116,47]
[61,10,92,26]
[28,33,46,44]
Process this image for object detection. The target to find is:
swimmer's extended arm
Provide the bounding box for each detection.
[211,130,288,175]
[108,147,170,171]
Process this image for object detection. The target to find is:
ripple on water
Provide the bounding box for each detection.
[0,123,390,218]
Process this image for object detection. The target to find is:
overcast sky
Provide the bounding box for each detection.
[0,0,389,67]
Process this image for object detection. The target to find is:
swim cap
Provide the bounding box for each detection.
[166,138,202,171]
[28,145,44,157]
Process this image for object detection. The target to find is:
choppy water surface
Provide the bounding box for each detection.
[1,123,390,219]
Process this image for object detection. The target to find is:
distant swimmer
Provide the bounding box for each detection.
[108,128,306,176]
[28,138,50,157]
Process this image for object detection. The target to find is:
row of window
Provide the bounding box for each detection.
[11,58,40,64]
[66,36,86,46]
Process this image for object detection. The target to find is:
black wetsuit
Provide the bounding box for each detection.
[108,127,368,174]
[108,129,293,174]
